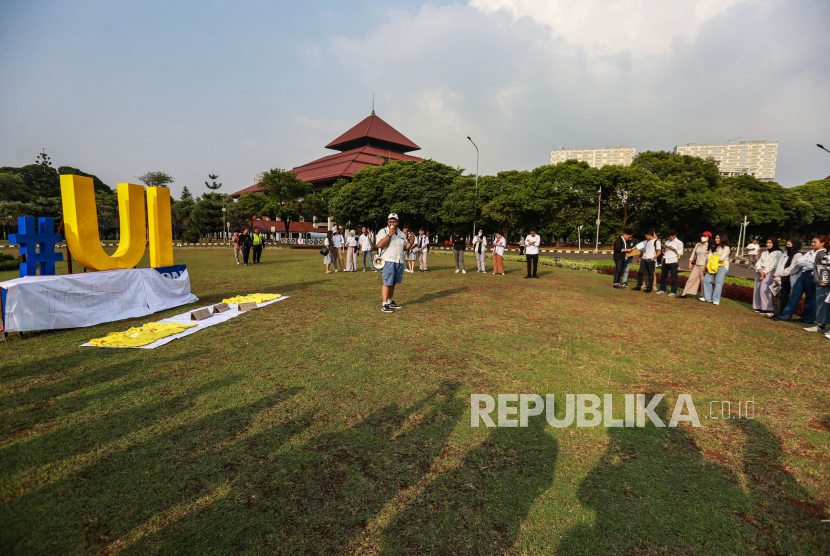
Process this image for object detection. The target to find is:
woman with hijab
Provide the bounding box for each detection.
[472,229,488,272]
[774,235,822,323]
[323,230,333,274]
[769,238,803,318]
[752,238,782,315]
[679,231,712,299]
[701,233,731,305]
[807,235,830,336]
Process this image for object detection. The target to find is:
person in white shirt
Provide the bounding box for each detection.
[330,227,344,272]
[492,232,506,275]
[415,228,430,272]
[773,236,821,323]
[746,239,760,264]
[402,226,418,273]
[524,228,541,279]
[375,213,414,313]
[472,229,488,272]
[359,227,375,272]
[322,230,333,274]
[657,229,683,297]
[752,238,782,315]
[344,230,358,272]
[632,230,661,293]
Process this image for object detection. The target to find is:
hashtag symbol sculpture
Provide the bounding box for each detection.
[9,216,64,277]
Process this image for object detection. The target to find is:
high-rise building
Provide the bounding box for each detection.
[674,141,778,181]
[550,146,636,169]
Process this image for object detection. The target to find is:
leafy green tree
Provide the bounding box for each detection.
[229,192,267,231]
[525,161,603,246]
[188,193,224,241]
[180,186,193,201]
[600,165,660,236]
[171,198,194,239]
[137,171,175,189]
[0,164,60,199]
[790,179,830,237]
[0,172,31,203]
[439,176,477,236]
[632,151,720,239]
[205,174,222,191]
[95,190,118,238]
[57,166,113,193]
[259,168,312,239]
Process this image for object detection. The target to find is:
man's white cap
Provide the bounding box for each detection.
[349,229,355,234]
[388,213,399,220]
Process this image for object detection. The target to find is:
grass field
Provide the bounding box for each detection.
[1,247,829,555]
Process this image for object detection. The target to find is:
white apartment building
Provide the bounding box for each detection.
[550,146,636,169]
[674,141,778,181]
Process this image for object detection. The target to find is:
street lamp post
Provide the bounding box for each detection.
[594,185,602,253]
[222,200,227,242]
[577,225,584,253]
[467,136,479,242]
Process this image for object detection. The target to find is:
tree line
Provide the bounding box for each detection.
[2,150,828,245]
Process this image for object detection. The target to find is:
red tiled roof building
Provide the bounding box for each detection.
[230,112,423,198]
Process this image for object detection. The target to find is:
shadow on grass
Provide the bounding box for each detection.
[1,385,305,554]
[557,399,829,555]
[115,380,467,554]
[381,414,558,555]
[407,287,469,306]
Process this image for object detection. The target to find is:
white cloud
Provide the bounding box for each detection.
[470,0,749,58]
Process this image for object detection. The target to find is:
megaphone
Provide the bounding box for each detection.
[373,255,386,270]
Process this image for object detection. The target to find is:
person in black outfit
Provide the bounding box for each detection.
[239,228,253,266]
[612,228,635,288]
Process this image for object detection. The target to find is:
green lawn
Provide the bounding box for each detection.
[1,247,829,555]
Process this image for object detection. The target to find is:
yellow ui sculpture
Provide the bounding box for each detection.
[60,175,174,270]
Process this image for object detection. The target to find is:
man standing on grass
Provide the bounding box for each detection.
[359,226,375,272]
[239,228,253,267]
[375,213,414,313]
[657,229,683,297]
[417,228,430,272]
[330,226,344,272]
[632,229,661,293]
[252,230,264,264]
[451,229,467,273]
[524,228,541,279]
[613,228,635,288]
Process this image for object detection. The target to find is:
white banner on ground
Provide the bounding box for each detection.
[80,296,289,349]
[0,268,198,332]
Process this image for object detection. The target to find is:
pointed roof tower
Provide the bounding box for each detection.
[325,113,421,154]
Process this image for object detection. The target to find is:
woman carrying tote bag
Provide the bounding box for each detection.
[752,238,782,315]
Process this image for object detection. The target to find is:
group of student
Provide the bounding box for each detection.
[751,235,830,339]
[321,224,547,278]
[613,228,733,303]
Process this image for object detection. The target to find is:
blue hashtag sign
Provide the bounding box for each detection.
[9,216,64,277]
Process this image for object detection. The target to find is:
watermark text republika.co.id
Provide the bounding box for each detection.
[470,394,755,428]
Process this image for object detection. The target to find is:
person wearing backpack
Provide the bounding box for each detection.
[252,230,264,264]
[631,230,661,293]
[806,235,830,336]
[701,233,731,305]
[657,229,683,297]
[679,231,712,299]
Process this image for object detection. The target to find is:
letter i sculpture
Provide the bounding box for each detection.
[9,216,64,277]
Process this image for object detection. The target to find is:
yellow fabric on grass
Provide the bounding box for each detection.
[89,322,197,347]
[222,293,281,304]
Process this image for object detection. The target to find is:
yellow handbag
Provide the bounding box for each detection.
[706,254,723,274]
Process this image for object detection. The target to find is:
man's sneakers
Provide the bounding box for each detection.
[455,269,460,273]
[804,325,825,332]
[667,293,676,298]
[462,270,467,274]
[613,283,622,289]
[381,304,394,313]
[656,290,666,295]
[388,300,403,309]
[621,283,629,288]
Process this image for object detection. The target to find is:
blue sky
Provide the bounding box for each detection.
[1,0,828,199]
